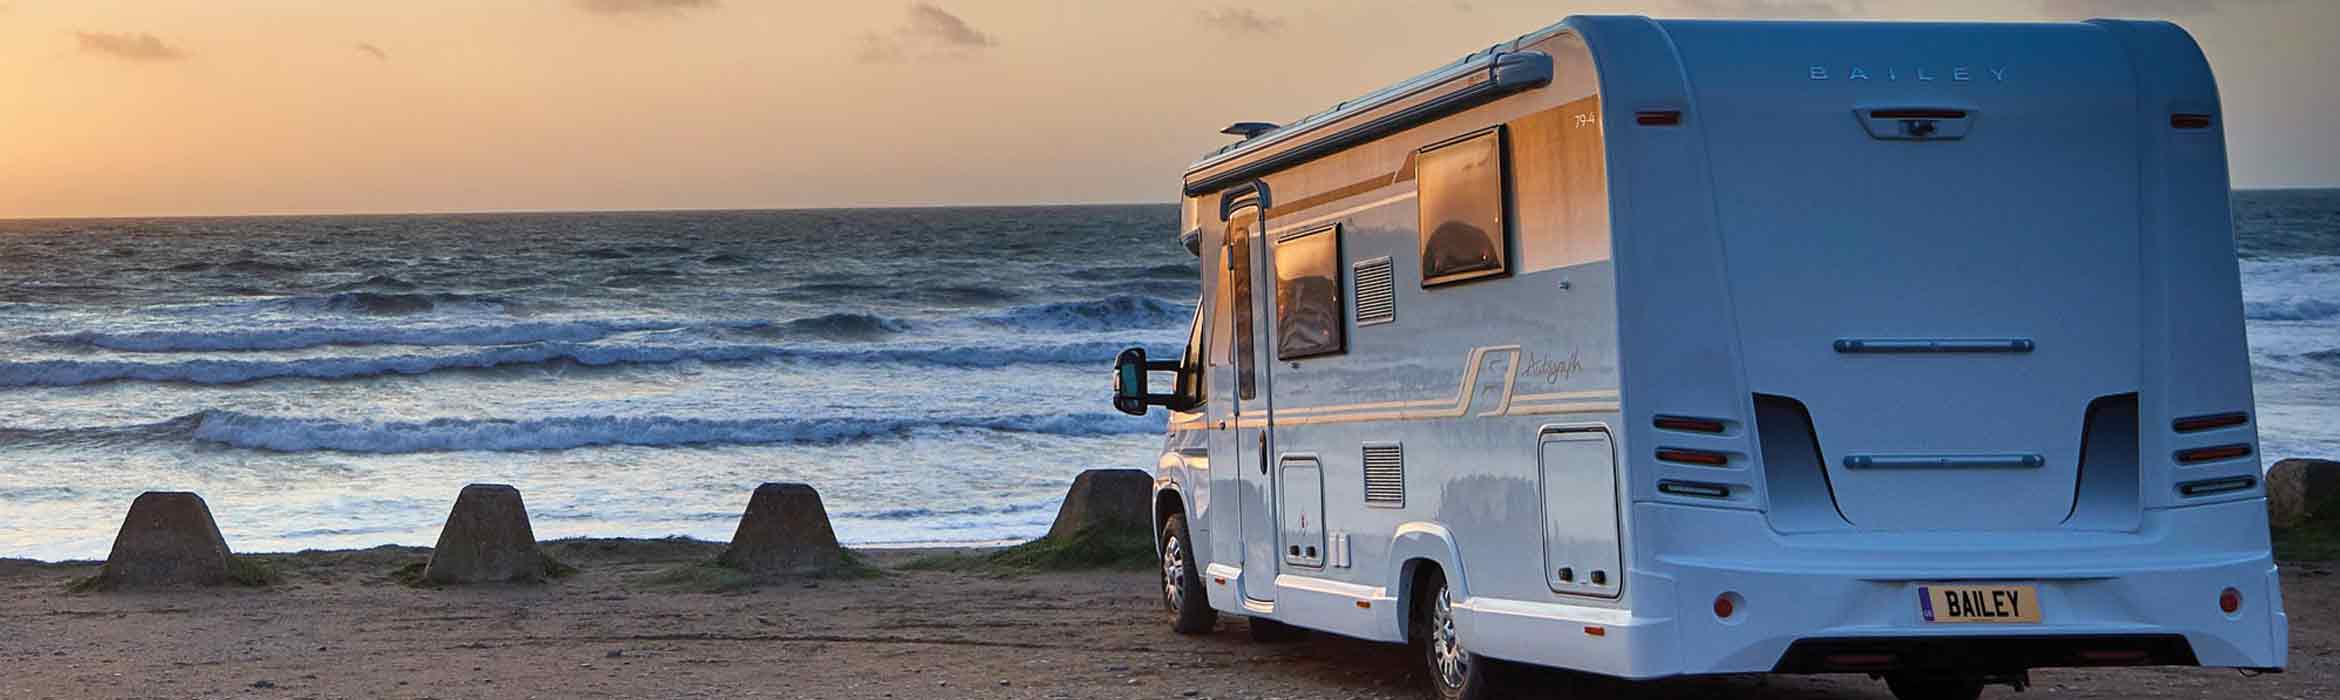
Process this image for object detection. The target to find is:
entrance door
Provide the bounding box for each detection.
[1225,200,1277,604]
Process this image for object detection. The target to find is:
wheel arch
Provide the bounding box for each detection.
[1388,521,1466,643]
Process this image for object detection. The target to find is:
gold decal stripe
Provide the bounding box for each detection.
[1169,346,1619,430]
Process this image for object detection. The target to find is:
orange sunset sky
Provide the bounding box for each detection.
[1,0,2333,218]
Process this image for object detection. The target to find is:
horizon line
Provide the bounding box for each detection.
[5,185,2338,223]
[0,200,1182,225]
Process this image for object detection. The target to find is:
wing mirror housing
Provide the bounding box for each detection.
[1112,347,1190,416]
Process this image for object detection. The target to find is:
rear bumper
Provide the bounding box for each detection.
[1643,499,2288,675]
[1460,500,2288,678]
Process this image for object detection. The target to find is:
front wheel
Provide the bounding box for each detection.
[1884,673,1986,700]
[1415,573,1502,700]
[1159,514,1216,634]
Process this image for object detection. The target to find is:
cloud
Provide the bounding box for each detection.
[856,4,998,64]
[76,32,187,62]
[354,42,389,60]
[1197,8,1288,35]
[1664,0,1860,18]
[575,0,718,16]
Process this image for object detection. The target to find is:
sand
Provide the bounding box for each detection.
[0,539,2330,700]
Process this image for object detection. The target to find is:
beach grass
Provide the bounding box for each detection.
[631,549,880,593]
[900,527,1155,573]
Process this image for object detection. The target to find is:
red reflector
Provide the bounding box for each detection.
[1871,109,1967,120]
[1654,415,1726,434]
[2172,412,2248,432]
[1713,595,1735,619]
[2220,588,2243,614]
[1636,110,1682,126]
[1657,448,1728,466]
[1583,626,1606,637]
[2176,444,2252,464]
[2172,113,2214,129]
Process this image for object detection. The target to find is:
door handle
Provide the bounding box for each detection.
[1257,434,1268,475]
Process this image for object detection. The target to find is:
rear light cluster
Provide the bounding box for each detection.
[2175,444,2252,465]
[1657,480,1731,499]
[2173,412,2248,432]
[2179,475,2256,496]
[1656,448,1729,466]
[1653,415,1726,434]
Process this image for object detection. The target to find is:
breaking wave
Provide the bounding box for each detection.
[184,410,1162,453]
[33,319,681,353]
[979,294,1191,331]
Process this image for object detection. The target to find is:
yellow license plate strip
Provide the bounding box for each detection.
[1919,584,2041,624]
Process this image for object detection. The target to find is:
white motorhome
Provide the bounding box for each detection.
[1110,15,2288,700]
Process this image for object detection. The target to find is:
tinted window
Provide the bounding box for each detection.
[1176,299,1206,408]
[1228,213,1258,400]
[1418,129,1508,286]
[1274,225,1344,360]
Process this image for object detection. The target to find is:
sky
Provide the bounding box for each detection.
[0,0,2333,218]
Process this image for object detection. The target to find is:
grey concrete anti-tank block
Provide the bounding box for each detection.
[96,491,235,589]
[717,483,843,576]
[423,484,546,584]
[1044,469,1154,540]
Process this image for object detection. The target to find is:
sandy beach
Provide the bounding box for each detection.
[0,539,2330,700]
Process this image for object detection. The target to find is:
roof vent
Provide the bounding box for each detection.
[1221,122,1279,139]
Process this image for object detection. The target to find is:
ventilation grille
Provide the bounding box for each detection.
[1363,444,1405,507]
[1354,257,1396,326]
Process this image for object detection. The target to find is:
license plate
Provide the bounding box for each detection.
[1918,584,2041,624]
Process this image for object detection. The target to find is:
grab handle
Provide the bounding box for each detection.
[1855,107,1976,141]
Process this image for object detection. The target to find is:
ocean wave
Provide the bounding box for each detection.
[184,410,1163,453]
[2241,256,2340,321]
[0,338,1145,387]
[2246,298,2339,322]
[293,291,508,315]
[33,319,680,353]
[763,313,912,339]
[324,275,421,292]
[979,294,1192,331]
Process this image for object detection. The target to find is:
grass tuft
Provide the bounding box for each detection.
[225,556,280,587]
[632,549,878,593]
[900,527,1154,574]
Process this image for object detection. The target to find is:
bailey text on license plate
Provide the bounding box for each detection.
[1919,584,2042,623]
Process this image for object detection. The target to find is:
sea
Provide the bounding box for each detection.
[0,194,2334,561]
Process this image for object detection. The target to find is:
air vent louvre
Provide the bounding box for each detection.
[1363,444,1405,507]
[1354,257,1396,326]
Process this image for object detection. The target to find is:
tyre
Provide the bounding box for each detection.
[1884,673,1986,700]
[1158,513,1217,634]
[1414,572,1502,700]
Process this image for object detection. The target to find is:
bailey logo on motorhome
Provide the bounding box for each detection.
[1808,64,2011,81]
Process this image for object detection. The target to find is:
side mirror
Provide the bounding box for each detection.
[1112,348,1186,416]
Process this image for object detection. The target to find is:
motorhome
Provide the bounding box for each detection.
[1110,14,2288,700]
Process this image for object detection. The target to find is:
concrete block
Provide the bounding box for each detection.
[96,491,234,588]
[1044,469,1153,540]
[423,484,546,584]
[717,483,842,576]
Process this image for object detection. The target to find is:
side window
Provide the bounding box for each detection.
[1177,299,1207,407]
[1228,212,1258,401]
[1417,128,1509,286]
[1274,224,1344,360]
